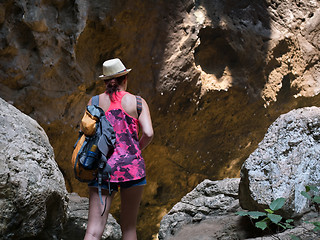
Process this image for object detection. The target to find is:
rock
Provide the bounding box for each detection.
[0,97,68,239]
[246,217,320,240]
[158,178,241,239]
[159,175,320,240]
[239,107,320,218]
[162,213,320,240]
[161,215,248,240]
[62,192,122,240]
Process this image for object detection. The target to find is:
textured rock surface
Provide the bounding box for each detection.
[166,216,320,240]
[239,107,320,217]
[62,192,121,240]
[0,97,68,239]
[158,178,241,239]
[159,176,320,240]
[163,216,248,240]
[246,217,320,240]
[1,0,320,238]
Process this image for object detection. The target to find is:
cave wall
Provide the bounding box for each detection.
[1,0,320,238]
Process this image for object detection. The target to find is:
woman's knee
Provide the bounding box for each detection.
[86,188,115,239]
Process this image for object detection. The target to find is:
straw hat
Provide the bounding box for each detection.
[99,58,131,80]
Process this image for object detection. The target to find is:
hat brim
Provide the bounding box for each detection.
[99,69,131,80]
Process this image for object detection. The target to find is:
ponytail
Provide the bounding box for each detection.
[104,75,126,101]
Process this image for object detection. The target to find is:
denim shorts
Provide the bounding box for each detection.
[88,177,146,192]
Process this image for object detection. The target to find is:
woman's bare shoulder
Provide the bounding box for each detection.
[122,92,137,102]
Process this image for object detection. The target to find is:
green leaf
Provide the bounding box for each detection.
[290,235,301,240]
[306,221,320,231]
[313,226,320,232]
[256,221,268,230]
[305,186,311,192]
[282,219,294,229]
[311,222,320,232]
[278,223,286,229]
[285,224,294,229]
[269,198,286,211]
[301,191,312,200]
[268,213,282,224]
[311,221,320,227]
[236,211,248,216]
[309,185,319,192]
[247,211,267,219]
[313,195,320,204]
[279,222,294,229]
[265,208,274,214]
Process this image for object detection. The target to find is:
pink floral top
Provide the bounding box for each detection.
[105,91,146,182]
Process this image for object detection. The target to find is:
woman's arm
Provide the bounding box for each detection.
[138,98,154,150]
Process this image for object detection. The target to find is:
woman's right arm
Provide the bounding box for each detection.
[138,98,154,150]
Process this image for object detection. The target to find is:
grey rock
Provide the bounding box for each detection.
[246,217,320,240]
[0,98,68,239]
[167,215,320,240]
[158,178,240,240]
[62,192,122,240]
[163,215,248,240]
[239,107,320,218]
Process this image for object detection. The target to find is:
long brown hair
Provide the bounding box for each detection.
[104,75,127,101]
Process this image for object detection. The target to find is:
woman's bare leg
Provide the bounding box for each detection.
[120,185,144,240]
[84,187,115,240]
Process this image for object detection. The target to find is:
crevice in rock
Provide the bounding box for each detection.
[194,27,238,78]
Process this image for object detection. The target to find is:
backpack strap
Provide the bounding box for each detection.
[91,95,99,106]
[136,95,142,117]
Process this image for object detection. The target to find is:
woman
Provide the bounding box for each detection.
[84,58,154,240]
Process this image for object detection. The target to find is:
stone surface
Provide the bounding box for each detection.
[246,217,320,240]
[165,216,320,240]
[62,192,122,240]
[163,215,248,240]
[0,97,68,239]
[159,175,320,240]
[158,178,241,239]
[239,107,320,218]
[1,0,320,238]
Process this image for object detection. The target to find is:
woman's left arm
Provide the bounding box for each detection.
[138,98,154,150]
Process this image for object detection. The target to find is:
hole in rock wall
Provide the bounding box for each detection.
[194,27,238,79]
[272,38,291,59]
[276,72,299,104]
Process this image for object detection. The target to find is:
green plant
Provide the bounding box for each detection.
[301,185,320,232]
[289,185,320,240]
[237,198,294,231]
[301,185,320,205]
[236,186,320,239]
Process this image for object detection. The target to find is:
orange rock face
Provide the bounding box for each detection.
[1,0,319,238]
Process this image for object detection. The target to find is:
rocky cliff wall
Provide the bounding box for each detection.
[0,0,319,238]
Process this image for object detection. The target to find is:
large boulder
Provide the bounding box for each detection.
[62,192,122,240]
[158,178,241,239]
[239,107,320,218]
[0,97,68,239]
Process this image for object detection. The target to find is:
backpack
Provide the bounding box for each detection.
[71,95,116,183]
